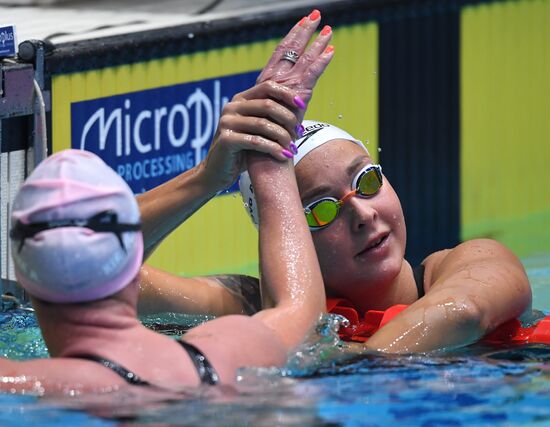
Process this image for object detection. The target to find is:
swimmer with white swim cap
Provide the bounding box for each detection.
[1,135,325,392]
[135,8,531,353]
[239,120,369,228]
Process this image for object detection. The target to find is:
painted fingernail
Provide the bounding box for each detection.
[324,45,334,54]
[298,16,307,26]
[290,142,298,154]
[320,25,331,36]
[309,9,320,21]
[282,149,294,159]
[293,96,306,110]
[295,123,304,138]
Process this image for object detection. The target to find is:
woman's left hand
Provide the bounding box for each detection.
[256,9,334,121]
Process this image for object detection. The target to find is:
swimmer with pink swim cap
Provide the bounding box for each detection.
[1,135,325,392]
[10,149,143,303]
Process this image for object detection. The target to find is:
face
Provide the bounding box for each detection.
[295,139,407,300]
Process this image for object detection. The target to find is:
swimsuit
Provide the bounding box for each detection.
[326,264,427,342]
[76,340,219,386]
[412,264,425,298]
[178,340,219,385]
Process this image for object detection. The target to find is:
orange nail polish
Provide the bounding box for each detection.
[324,45,334,54]
[309,9,320,20]
[298,16,307,26]
[320,25,331,36]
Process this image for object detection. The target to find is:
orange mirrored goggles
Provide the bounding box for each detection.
[304,164,383,230]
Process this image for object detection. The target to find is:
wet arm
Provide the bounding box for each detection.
[137,265,261,316]
[366,239,531,353]
[177,154,327,383]
[248,153,326,349]
[136,165,218,260]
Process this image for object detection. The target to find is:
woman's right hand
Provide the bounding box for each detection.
[200,81,304,193]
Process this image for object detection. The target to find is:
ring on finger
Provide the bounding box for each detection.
[281,50,299,64]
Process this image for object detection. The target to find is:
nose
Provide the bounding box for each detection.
[346,196,378,231]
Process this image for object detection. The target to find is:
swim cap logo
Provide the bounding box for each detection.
[296,123,331,148]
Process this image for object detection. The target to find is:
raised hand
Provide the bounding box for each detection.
[201,81,304,192]
[256,9,334,121]
[200,10,334,193]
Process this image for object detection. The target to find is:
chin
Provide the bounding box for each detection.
[326,259,401,299]
[359,254,403,289]
[322,239,405,296]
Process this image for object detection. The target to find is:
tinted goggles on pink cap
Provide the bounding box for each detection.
[10,210,141,253]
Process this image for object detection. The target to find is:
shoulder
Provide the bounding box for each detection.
[208,274,261,314]
[426,239,520,271]
[422,239,524,291]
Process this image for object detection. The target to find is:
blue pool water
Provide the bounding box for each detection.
[1,253,549,427]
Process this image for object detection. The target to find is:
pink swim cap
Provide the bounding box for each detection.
[10,149,143,303]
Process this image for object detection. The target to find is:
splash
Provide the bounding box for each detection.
[236,314,355,382]
[284,313,358,376]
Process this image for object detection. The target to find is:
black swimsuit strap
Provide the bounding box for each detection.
[76,354,150,386]
[412,264,426,299]
[178,340,220,385]
[75,342,219,387]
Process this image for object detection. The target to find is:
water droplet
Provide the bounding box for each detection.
[365,139,369,144]
[187,33,195,39]
[373,70,377,75]
[337,114,343,119]
[377,147,382,152]
[243,203,249,208]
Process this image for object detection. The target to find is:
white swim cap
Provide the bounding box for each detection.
[10,149,143,303]
[239,120,369,228]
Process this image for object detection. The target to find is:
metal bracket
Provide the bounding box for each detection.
[0,41,52,305]
[0,40,52,121]
[0,63,35,118]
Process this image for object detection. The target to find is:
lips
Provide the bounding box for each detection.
[355,232,389,257]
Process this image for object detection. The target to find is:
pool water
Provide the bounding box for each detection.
[1,253,549,427]
[525,253,550,309]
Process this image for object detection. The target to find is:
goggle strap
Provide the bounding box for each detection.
[10,210,141,253]
[114,232,127,254]
[339,190,358,204]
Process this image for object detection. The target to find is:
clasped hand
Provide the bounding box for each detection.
[200,10,333,193]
